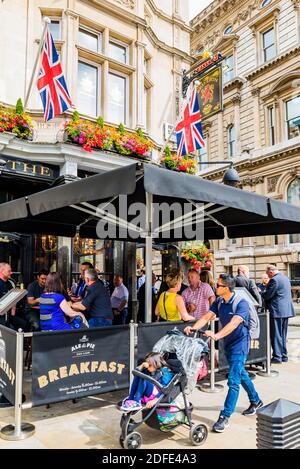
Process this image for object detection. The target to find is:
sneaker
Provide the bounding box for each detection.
[120,399,142,412]
[242,400,263,416]
[271,358,282,364]
[212,414,229,433]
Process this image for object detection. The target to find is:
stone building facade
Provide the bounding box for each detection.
[191,0,300,293]
[0,0,192,294]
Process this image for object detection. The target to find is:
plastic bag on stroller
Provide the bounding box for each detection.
[153,329,209,394]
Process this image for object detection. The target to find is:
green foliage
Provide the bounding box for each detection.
[96,116,104,129]
[118,123,125,135]
[72,111,80,123]
[164,145,171,157]
[15,98,24,115]
[136,127,144,138]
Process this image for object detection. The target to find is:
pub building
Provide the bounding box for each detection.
[0,148,138,304]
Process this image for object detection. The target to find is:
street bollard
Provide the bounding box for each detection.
[0,331,35,441]
[257,311,279,378]
[199,320,224,393]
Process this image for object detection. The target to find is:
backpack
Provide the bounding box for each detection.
[218,294,260,340]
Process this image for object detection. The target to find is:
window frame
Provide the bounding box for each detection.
[261,26,276,63]
[285,95,300,140]
[77,60,101,118]
[287,178,300,244]
[46,18,61,41]
[108,38,129,65]
[78,26,102,54]
[227,125,236,158]
[223,54,235,84]
[107,70,129,125]
[268,105,276,145]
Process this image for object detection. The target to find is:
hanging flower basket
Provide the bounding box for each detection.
[161,147,198,175]
[181,243,213,272]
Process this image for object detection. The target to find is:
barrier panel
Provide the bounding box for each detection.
[31,325,130,406]
[0,325,17,405]
[217,313,268,371]
[137,321,195,363]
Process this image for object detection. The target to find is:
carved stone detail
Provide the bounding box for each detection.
[241,176,264,187]
[267,176,280,193]
[112,0,135,10]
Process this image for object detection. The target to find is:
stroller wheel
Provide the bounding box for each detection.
[119,435,125,449]
[190,423,208,446]
[124,432,142,450]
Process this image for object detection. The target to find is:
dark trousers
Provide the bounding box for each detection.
[270,316,289,362]
[24,309,40,332]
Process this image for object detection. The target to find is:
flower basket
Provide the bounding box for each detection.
[181,243,213,272]
[0,101,33,140]
[64,114,153,159]
[161,150,198,175]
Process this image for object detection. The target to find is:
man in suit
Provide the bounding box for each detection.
[235,265,262,306]
[262,265,295,364]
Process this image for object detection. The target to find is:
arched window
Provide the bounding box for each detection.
[287,179,300,243]
[224,25,233,35]
[261,0,272,8]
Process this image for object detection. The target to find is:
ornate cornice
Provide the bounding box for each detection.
[223,76,245,93]
[112,0,135,10]
[246,45,300,81]
[240,176,264,186]
[145,0,192,32]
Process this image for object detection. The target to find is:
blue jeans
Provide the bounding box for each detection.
[129,370,154,403]
[88,317,112,328]
[221,354,260,419]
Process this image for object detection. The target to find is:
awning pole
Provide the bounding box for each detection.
[145,192,153,323]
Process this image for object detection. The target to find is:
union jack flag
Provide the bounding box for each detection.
[175,89,205,157]
[37,27,72,122]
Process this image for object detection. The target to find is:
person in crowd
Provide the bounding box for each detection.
[200,270,216,293]
[25,269,48,331]
[235,265,261,305]
[120,352,174,412]
[137,268,146,291]
[296,290,300,305]
[111,275,129,325]
[39,272,86,331]
[182,270,215,320]
[157,268,188,298]
[137,272,158,323]
[155,270,195,322]
[185,274,263,433]
[262,265,295,364]
[258,274,269,295]
[68,262,94,301]
[71,269,113,328]
[0,262,27,331]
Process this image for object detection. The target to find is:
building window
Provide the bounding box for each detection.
[287,179,300,244]
[223,55,234,83]
[274,235,279,246]
[228,125,236,157]
[144,87,148,129]
[78,28,101,53]
[269,106,275,145]
[198,136,208,170]
[261,0,272,7]
[107,72,127,124]
[48,19,61,41]
[286,96,300,140]
[109,41,128,64]
[77,62,99,117]
[224,25,233,35]
[262,27,276,62]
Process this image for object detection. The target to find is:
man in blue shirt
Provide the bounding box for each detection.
[185,274,263,433]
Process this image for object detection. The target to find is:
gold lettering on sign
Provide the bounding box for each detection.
[4,159,53,178]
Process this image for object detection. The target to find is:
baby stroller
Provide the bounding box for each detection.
[119,329,209,449]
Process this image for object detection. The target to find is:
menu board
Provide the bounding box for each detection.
[0,289,27,316]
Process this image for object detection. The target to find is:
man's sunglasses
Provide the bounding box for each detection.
[216,283,227,289]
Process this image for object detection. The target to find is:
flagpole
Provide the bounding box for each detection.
[24,17,51,110]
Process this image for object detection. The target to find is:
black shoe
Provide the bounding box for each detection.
[212,414,229,433]
[271,358,282,364]
[282,358,288,363]
[242,400,263,416]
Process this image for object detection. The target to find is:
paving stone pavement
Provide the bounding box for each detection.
[0,325,299,450]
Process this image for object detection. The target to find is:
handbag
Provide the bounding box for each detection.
[197,358,208,381]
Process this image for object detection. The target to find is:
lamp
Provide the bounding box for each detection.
[199,161,241,187]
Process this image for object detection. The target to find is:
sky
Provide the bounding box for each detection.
[189,0,214,20]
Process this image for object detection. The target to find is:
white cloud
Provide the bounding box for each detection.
[189,0,214,20]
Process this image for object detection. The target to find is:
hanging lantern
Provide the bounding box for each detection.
[41,235,57,253]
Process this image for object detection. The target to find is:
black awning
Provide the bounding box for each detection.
[0,163,299,240]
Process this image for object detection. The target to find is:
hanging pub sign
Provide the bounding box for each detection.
[182,52,224,98]
[195,65,223,121]
[31,326,130,406]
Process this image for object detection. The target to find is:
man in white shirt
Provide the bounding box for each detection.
[111,275,129,325]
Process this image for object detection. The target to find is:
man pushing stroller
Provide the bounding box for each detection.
[185,274,263,433]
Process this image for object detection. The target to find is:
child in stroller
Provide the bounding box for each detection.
[118,330,209,450]
[120,352,175,412]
